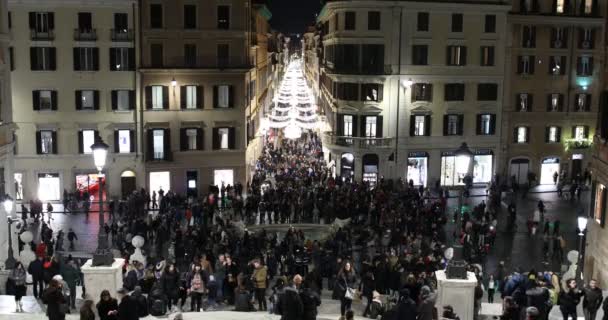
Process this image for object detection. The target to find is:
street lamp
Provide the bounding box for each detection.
[90,137,114,266]
[578,216,588,236]
[576,216,588,283]
[3,194,15,269]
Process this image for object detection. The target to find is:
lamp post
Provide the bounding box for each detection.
[90,137,114,266]
[575,216,588,284]
[454,142,474,211]
[3,195,15,269]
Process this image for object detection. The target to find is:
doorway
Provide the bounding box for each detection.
[186,170,198,198]
[540,157,560,185]
[120,170,136,199]
[340,153,355,181]
[572,154,583,180]
[149,171,170,196]
[362,154,379,187]
[509,158,530,185]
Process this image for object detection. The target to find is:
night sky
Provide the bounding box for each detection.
[266,1,323,34]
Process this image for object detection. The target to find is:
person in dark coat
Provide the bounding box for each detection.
[417,286,437,320]
[300,278,321,320]
[336,261,357,318]
[80,300,96,320]
[276,275,304,320]
[559,279,583,320]
[131,286,149,318]
[113,288,139,320]
[583,279,603,320]
[61,259,80,310]
[97,290,119,320]
[29,256,45,298]
[9,261,27,312]
[161,264,180,310]
[42,278,67,320]
[396,288,417,320]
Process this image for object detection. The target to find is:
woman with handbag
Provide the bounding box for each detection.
[9,261,27,312]
[336,261,358,320]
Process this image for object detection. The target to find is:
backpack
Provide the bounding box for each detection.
[150,299,165,316]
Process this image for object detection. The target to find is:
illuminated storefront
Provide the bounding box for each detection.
[38,173,60,201]
[473,150,494,183]
[540,157,560,185]
[362,154,379,187]
[440,151,469,186]
[149,171,170,196]
[407,152,428,186]
[340,153,355,180]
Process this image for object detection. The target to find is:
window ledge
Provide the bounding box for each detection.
[113,110,134,113]
[74,70,98,73]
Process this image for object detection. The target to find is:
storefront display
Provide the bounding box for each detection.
[38,173,60,201]
[473,150,493,183]
[407,152,428,186]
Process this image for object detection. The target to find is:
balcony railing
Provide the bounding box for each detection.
[111,29,134,42]
[74,29,97,41]
[142,56,253,70]
[322,133,394,149]
[30,29,55,41]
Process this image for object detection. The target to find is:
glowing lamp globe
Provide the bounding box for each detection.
[578,216,588,235]
[3,196,13,213]
[91,139,109,172]
[284,123,302,140]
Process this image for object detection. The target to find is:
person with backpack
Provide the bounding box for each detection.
[131,287,148,318]
[300,278,321,320]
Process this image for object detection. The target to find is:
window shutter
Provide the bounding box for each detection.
[73,48,81,71]
[461,47,467,65]
[424,115,431,136]
[162,86,169,109]
[576,58,583,75]
[28,12,35,29]
[513,128,518,143]
[128,48,135,70]
[571,126,576,139]
[113,130,119,153]
[517,57,523,74]
[584,125,590,138]
[229,86,235,108]
[196,128,203,150]
[556,127,561,142]
[545,127,550,143]
[546,95,552,111]
[228,127,236,149]
[376,116,383,138]
[49,48,56,70]
[529,55,535,74]
[35,131,42,154]
[146,130,154,161]
[528,95,533,111]
[33,91,40,110]
[111,91,117,110]
[180,86,187,109]
[213,86,218,108]
[337,114,344,136]
[145,87,152,110]
[75,90,82,110]
[51,131,58,154]
[196,86,203,109]
[109,48,117,71]
[490,114,496,135]
[525,127,530,143]
[558,94,564,111]
[129,90,135,110]
[458,114,464,135]
[180,128,187,151]
[92,48,99,71]
[93,91,100,110]
[48,13,54,29]
[163,129,171,160]
[359,116,366,138]
[212,128,219,150]
[409,115,415,136]
[476,114,482,135]
[443,115,449,136]
[128,130,135,152]
[352,115,359,137]
[51,91,58,110]
[446,47,451,65]
[30,47,37,70]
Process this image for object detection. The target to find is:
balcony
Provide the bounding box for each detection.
[322,133,394,150]
[74,29,97,41]
[30,29,54,41]
[142,56,253,70]
[111,29,134,42]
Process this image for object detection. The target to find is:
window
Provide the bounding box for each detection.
[30,47,56,71]
[413,115,427,136]
[412,83,432,102]
[117,129,131,153]
[365,116,377,138]
[80,130,95,154]
[335,83,359,101]
[477,83,498,101]
[517,93,532,111]
[184,44,196,67]
[186,129,197,150]
[516,127,529,143]
[78,12,92,31]
[361,83,382,102]
[76,90,98,110]
[38,130,54,154]
[29,12,54,33]
[451,14,463,32]
[576,93,591,111]
[184,85,197,109]
[219,128,229,149]
[73,47,98,71]
[549,56,566,75]
[583,0,594,14]
[517,55,534,75]
[556,0,565,13]
[217,5,230,29]
[444,83,465,101]
[9,47,13,71]
[445,115,460,136]
[150,4,162,28]
[417,12,429,31]
[577,56,593,76]
[33,90,56,111]
[547,93,563,111]
[579,28,594,49]
[152,86,164,110]
[112,90,133,111]
[480,46,495,66]
[343,115,354,137]
[114,13,128,32]
[478,114,495,135]
[361,44,384,74]
[345,11,356,30]
[484,15,496,33]
[446,46,466,66]
[412,45,428,65]
[217,44,229,68]
[8,12,11,29]
[184,5,196,29]
[110,47,135,71]
[550,28,567,48]
[215,85,232,108]
[368,11,380,30]
[153,129,164,159]
[574,126,588,140]
[150,44,163,67]
[522,26,536,48]
[547,126,560,143]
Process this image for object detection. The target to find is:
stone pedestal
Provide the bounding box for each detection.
[18,231,35,268]
[0,270,9,295]
[81,258,124,303]
[436,270,477,320]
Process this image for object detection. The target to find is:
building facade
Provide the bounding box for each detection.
[504,0,604,186]
[9,0,141,202]
[315,0,509,186]
[140,0,273,197]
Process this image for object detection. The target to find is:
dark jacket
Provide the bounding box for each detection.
[583,286,603,311]
[61,263,80,287]
[417,293,437,320]
[42,286,66,320]
[28,258,44,279]
[276,286,303,320]
[117,295,139,320]
[300,287,321,320]
[132,293,148,318]
[97,298,119,320]
[559,289,583,311]
[161,271,180,298]
[396,297,418,320]
[526,286,550,315]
